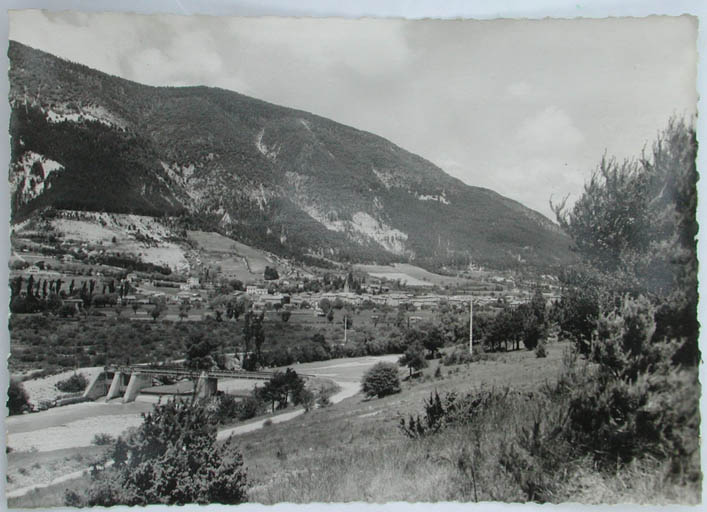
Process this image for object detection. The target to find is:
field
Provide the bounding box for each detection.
[187,230,279,281]
[355,263,480,287]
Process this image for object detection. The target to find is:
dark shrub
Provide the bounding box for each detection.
[7,379,30,415]
[498,400,576,503]
[442,348,475,366]
[92,433,115,446]
[400,388,512,439]
[211,393,239,424]
[211,393,264,424]
[237,395,263,421]
[56,373,89,393]
[565,366,700,476]
[361,362,401,398]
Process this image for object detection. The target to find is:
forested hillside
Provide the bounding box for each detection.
[9,41,573,271]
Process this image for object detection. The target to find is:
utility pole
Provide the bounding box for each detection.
[469,300,473,355]
[344,313,348,344]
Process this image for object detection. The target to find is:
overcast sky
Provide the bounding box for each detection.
[8,11,697,219]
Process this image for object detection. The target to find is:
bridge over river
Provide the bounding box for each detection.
[82,364,314,403]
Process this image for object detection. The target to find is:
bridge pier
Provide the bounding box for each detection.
[83,371,110,400]
[195,372,218,400]
[123,373,152,403]
[106,372,125,401]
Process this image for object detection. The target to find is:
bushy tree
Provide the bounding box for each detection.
[231,297,248,321]
[485,307,523,351]
[590,295,666,382]
[565,303,699,472]
[361,362,401,398]
[210,393,264,424]
[553,118,698,363]
[92,294,117,308]
[516,290,547,350]
[264,266,279,280]
[185,333,219,371]
[555,273,600,354]
[67,399,248,506]
[298,388,316,412]
[405,322,444,358]
[318,298,331,312]
[257,368,305,412]
[399,342,427,377]
[10,294,43,314]
[7,379,30,415]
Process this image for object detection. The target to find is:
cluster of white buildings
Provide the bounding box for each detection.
[237,286,486,312]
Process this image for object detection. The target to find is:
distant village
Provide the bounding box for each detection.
[14,254,562,317]
[9,214,564,320]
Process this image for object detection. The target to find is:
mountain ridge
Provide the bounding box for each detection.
[8,40,573,272]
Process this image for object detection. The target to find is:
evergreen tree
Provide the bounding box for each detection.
[67,399,247,506]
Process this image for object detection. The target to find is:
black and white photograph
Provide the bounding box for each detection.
[3,3,703,508]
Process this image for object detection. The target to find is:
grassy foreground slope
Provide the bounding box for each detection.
[9,342,698,507]
[240,343,696,504]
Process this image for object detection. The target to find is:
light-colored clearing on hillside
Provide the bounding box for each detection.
[52,219,120,243]
[19,213,191,271]
[356,263,470,286]
[187,230,275,275]
[137,244,189,271]
[367,272,433,287]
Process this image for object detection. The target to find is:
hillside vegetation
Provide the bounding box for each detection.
[9,40,573,272]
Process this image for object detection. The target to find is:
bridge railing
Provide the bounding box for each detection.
[104,365,315,380]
